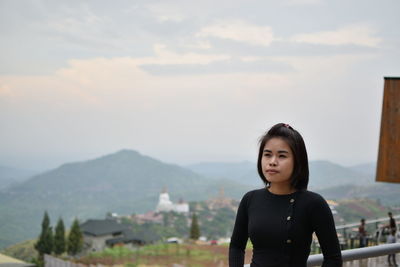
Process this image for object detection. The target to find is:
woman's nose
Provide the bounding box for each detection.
[269,157,277,166]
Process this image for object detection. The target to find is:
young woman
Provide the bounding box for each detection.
[229,123,342,267]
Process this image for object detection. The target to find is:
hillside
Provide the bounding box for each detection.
[1,196,393,264]
[0,165,38,191]
[317,183,400,206]
[348,162,377,176]
[0,150,253,249]
[0,240,37,263]
[335,198,389,224]
[308,161,374,189]
[186,160,400,206]
[186,161,262,187]
[1,151,398,250]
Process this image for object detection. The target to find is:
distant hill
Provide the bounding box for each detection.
[308,161,374,189]
[0,165,38,191]
[335,198,389,224]
[186,160,400,206]
[0,151,396,251]
[0,150,253,249]
[348,162,376,177]
[317,182,400,206]
[186,161,263,187]
[186,160,375,189]
[1,196,393,264]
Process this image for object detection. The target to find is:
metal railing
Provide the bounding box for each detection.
[335,214,400,230]
[243,243,400,267]
[307,243,400,266]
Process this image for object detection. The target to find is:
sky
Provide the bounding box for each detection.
[0,0,399,171]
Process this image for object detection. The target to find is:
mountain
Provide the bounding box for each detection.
[0,150,253,249]
[186,160,400,205]
[348,162,376,177]
[186,160,375,189]
[0,165,38,191]
[186,161,263,187]
[316,182,400,206]
[0,151,395,250]
[308,161,374,189]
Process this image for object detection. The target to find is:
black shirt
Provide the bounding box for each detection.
[229,189,342,267]
[390,217,397,230]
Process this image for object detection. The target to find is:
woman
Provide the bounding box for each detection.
[229,123,342,267]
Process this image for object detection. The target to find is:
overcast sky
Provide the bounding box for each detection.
[1,0,399,171]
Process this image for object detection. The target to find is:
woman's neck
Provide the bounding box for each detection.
[268,183,296,195]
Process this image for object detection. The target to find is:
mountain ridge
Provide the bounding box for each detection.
[186,160,376,189]
[0,149,252,249]
[0,165,38,191]
[0,150,397,250]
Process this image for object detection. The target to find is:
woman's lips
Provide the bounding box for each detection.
[266,169,279,174]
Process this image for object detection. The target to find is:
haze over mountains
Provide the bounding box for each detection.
[0,165,38,191]
[186,160,375,189]
[0,150,251,249]
[0,149,398,250]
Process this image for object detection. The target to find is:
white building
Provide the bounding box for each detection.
[155,189,189,213]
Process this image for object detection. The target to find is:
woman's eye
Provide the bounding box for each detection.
[279,155,287,158]
[264,153,271,157]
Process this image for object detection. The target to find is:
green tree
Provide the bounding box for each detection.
[54,217,66,255]
[67,218,83,256]
[35,211,53,257]
[190,213,200,240]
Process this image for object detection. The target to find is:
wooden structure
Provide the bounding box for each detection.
[376,77,400,183]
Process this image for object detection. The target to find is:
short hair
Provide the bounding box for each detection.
[257,123,309,190]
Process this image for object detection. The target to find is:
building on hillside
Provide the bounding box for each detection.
[205,187,237,211]
[132,211,163,224]
[155,188,189,213]
[80,219,145,252]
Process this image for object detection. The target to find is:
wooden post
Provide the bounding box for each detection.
[376,77,400,183]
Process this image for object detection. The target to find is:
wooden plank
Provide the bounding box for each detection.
[376,77,400,183]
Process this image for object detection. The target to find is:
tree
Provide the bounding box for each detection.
[35,211,53,257]
[67,218,83,256]
[54,217,66,255]
[190,213,200,240]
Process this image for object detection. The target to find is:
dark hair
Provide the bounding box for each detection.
[257,123,309,190]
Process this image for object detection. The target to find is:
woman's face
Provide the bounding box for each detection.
[261,137,294,186]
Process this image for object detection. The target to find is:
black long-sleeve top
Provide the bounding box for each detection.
[229,189,342,267]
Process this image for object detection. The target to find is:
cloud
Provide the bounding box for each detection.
[183,40,212,50]
[0,47,382,169]
[0,84,14,97]
[145,2,186,22]
[143,44,230,65]
[283,0,321,6]
[196,20,276,46]
[140,57,293,75]
[0,44,233,106]
[291,24,382,47]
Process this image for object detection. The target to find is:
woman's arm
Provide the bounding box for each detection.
[229,192,250,267]
[311,195,342,267]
